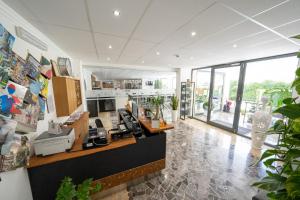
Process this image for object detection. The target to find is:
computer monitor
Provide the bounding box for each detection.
[132,102,138,119]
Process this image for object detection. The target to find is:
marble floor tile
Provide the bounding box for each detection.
[128,119,267,200]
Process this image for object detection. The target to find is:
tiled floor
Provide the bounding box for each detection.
[127,119,266,200]
[92,114,267,200]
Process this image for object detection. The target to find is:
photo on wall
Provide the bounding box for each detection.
[38,96,46,120]
[40,56,52,79]
[57,57,71,76]
[51,60,60,76]
[26,53,41,80]
[0,134,30,172]
[0,81,27,117]
[0,49,11,88]
[13,102,40,132]
[0,116,17,156]
[0,23,15,52]
[23,78,40,105]
[10,52,30,87]
[37,74,48,98]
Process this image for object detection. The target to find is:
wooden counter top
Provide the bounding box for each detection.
[125,104,174,134]
[28,136,136,168]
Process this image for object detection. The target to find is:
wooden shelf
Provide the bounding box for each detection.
[52,76,82,117]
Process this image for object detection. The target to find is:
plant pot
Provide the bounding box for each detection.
[151,120,160,128]
[172,110,178,122]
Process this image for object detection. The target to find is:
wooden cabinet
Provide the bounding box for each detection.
[52,76,82,117]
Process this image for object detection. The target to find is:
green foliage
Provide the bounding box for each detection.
[229,80,291,108]
[154,79,162,89]
[252,55,300,199]
[56,177,101,200]
[195,95,207,103]
[150,96,165,120]
[170,95,179,110]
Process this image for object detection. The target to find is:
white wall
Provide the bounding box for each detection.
[0,1,82,199]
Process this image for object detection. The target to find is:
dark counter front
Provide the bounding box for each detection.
[28,133,166,200]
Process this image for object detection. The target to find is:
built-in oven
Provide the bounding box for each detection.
[98,97,116,112]
[86,97,98,117]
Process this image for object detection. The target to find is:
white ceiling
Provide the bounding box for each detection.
[3,0,300,68]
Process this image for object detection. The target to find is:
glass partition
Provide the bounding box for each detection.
[192,69,211,121]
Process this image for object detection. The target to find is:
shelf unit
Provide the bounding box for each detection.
[180,82,195,120]
[52,76,82,117]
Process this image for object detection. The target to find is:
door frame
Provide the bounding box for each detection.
[190,52,298,146]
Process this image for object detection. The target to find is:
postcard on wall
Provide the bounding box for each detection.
[0,24,15,52]
[23,78,40,104]
[10,52,30,87]
[13,102,40,132]
[26,53,41,80]
[0,116,17,156]
[40,56,52,79]
[0,134,30,172]
[51,60,60,76]
[0,49,11,88]
[0,81,27,117]
[57,57,71,77]
[38,96,46,120]
[37,74,48,98]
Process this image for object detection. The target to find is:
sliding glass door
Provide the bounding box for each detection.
[192,69,211,122]
[208,65,242,131]
[191,53,298,146]
[237,56,298,145]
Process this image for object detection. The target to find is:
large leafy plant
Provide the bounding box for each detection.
[252,47,300,199]
[56,177,101,200]
[170,95,179,110]
[150,96,165,120]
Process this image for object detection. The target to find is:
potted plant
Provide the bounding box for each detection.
[150,96,164,128]
[252,44,300,199]
[170,95,179,122]
[56,177,101,200]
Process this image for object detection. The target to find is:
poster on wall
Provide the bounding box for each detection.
[0,81,27,117]
[0,134,30,172]
[0,116,17,156]
[37,74,48,98]
[23,78,41,105]
[10,52,30,87]
[26,54,41,80]
[57,57,71,76]
[13,102,40,132]
[38,96,46,120]
[0,50,11,88]
[40,56,52,79]
[0,23,15,52]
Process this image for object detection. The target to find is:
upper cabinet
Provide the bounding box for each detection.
[52,76,82,117]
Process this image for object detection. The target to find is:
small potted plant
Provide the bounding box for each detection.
[56,177,101,200]
[170,95,179,122]
[150,96,164,128]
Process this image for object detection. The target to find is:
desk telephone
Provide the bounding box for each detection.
[82,128,108,149]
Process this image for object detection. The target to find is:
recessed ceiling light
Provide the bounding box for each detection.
[191,31,197,37]
[141,60,145,63]
[233,44,237,48]
[113,10,120,16]
[156,51,160,55]
[107,57,111,61]
[108,45,112,49]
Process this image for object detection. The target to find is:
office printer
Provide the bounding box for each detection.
[33,128,75,156]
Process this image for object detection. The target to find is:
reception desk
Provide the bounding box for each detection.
[27,110,172,200]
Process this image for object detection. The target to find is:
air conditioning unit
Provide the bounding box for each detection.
[15,26,48,51]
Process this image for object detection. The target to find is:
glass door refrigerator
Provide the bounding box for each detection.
[180,81,195,120]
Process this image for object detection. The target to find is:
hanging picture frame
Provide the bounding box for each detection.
[51,60,60,77]
[40,56,52,79]
[57,57,71,76]
[26,53,41,80]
